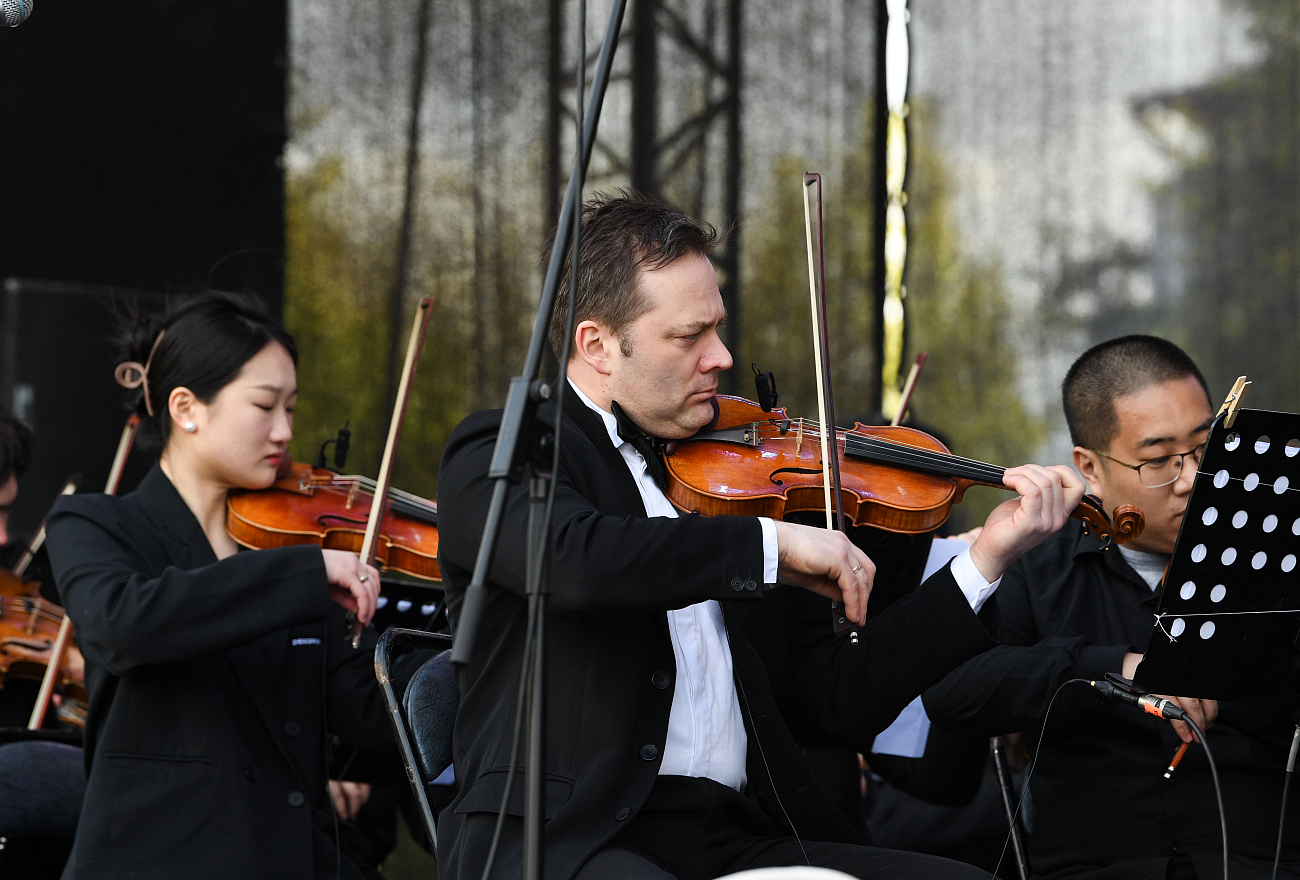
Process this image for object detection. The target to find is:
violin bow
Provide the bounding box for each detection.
[802,173,855,636]
[351,297,434,648]
[28,414,140,730]
[10,474,79,580]
[890,352,927,427]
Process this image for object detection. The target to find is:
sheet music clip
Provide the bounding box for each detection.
[1217,376,1251,429]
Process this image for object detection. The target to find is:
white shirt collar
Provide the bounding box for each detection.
[567,377,627,452]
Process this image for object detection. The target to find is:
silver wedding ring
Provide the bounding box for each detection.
[359,574,369,583]
[851,565,862,573]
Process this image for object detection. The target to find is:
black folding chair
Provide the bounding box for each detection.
[991,735,1030,880]
[375,628,458,850]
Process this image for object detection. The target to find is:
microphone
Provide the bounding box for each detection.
[3,0,33,27]
[1091,679,1189,721]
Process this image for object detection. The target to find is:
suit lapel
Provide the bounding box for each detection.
[134,464,304,784]
[561,386,647,518]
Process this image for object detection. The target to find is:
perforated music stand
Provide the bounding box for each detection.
[1134,408,1300,706]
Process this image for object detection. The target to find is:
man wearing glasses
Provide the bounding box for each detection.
[925,336,1299,880]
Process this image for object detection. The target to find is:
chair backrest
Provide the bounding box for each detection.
[402,648,459,784]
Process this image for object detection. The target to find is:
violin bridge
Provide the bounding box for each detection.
[346,481,361,510]
[795,420,805,456]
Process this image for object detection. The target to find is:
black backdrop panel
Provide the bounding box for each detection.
[0,0,287,305]
[1,282,161,536]
[0,0,286,537]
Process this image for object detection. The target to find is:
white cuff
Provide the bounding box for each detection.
[758,517,779,585]
[950,547,1001,613]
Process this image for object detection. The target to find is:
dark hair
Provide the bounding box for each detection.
[545,191,718,360]
[0,409,33,485]
[118,291,298,452]
[1062,335,1210,450]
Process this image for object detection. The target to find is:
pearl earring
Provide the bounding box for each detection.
[183,421,196,433]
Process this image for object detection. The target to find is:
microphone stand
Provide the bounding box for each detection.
[451,2,628,877]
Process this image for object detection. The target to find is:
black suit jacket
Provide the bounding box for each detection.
[436,389,1002,880]
[46,464,404,880]
[924,521,1300,880]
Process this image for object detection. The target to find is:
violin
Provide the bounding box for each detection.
[228,298,437,649]
[0,568,88,728]
[663,396,1145,546]
[226,460,440,582]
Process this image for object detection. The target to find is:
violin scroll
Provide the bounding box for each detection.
[1073,494,1145,547]
[1107,504,1146,545]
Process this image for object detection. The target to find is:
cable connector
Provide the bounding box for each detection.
[1091,680,1189,722]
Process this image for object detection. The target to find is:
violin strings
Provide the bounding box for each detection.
[314,476,439,525]
[326,476,438,513]
[744,419,1007,484]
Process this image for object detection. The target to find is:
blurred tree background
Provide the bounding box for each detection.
[282,0,1296,519]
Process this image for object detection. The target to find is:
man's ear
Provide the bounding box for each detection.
[1073,446,1103,496]
[574,320,614,375]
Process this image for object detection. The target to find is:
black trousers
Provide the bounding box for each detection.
[577,775,989,880]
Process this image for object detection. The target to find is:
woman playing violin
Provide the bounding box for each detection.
[45,292,402,880]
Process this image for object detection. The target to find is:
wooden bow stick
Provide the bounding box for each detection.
[28,415,139,729]
[802,172,857,637]
[348,297,434,648]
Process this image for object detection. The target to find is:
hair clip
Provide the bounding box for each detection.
[113,329,166,417]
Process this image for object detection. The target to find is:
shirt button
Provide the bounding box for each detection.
[287,791,306,808]
[284,721,301,737]
[730,578,744,592]
[243,765,257,784]
[744,578,757,592]
[639,744,658,761]
[651,670,670,689]
[615,807,633,821]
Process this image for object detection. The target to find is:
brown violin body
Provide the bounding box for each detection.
[0,569,88,727]
[226,462,441,582]
[665,396,1144,544]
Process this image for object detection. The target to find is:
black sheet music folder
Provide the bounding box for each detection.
[1134,408,1300,707]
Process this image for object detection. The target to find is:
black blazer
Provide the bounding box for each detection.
[436,389,1001,880]
[46,464,403,880]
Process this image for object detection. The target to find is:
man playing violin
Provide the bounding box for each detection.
[925,336,1300,880]
[0,408,89,880]
[0,408,32,553]
[437,192,1088,880]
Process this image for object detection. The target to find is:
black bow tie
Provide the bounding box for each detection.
[611,401,670,492]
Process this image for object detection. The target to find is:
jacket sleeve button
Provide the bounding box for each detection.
[615,807,633,821]
[730,578,744,592]
[744,578,757,591]
[651,670,670,689]
[287,791,306,808]
[284,721,302,737]
[639,744,658,761]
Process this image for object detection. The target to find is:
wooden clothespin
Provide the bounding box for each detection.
[1217,376,1251,429]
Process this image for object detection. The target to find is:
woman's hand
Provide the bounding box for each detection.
[322,549,380,626]
[329,780,372,821]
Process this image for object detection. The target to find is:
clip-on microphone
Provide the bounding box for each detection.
[312,422,352,470]
[753,363,779,412]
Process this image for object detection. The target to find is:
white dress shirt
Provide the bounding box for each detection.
[567,379,999,791]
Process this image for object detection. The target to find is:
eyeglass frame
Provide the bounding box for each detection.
[1089,443,1207,489]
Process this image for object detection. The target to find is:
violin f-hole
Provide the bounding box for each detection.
[769,466,824,486]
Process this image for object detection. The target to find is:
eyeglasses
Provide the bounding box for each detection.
[1092,443,1207,489]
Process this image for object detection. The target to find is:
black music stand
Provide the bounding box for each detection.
[1135,407,1300,706]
